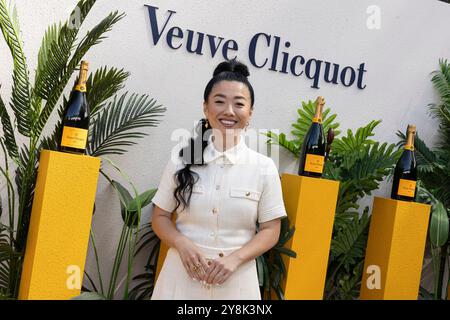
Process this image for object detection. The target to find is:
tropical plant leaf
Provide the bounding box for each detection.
[87,93,166,157]
[430,201,450,247]
[0,0,32,136]
[396,130,443,173]
[87,66,130,115]
[332,120,380,154]
[263,131,300,157]
[111,181,156,228]
[331,209,371,271]
[128,272,154,300]
[264,99,340,158]
[128,189,157,213]
[429,59,450,152]
[34,2,124,138]
[33,0,96,101]
[0,95,18,160]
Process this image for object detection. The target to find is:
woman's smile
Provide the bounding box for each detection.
[218,118,238,127]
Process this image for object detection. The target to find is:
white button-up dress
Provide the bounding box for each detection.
[151,134,287,300]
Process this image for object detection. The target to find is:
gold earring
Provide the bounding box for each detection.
[205,119,209,129]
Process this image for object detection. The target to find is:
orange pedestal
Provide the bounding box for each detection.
[18,150,100,300]
[360,197,431,300]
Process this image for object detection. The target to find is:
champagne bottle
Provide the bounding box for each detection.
[59,61,90,154]
[391,125,417,201]
[297,96,326,177]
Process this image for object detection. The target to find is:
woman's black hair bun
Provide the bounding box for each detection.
[213,59,250,78]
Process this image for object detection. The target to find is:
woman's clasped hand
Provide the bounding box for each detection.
[174,236,243,286]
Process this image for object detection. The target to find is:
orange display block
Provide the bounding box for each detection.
[280,173,339,300]
[18,150,100,300]
[360,197,431,300]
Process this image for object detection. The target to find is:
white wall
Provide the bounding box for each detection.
[1,0,449,297]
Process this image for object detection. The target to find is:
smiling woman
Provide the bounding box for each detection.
[150,59,287,300]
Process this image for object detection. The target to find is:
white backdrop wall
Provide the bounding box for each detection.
[1,0,449,296]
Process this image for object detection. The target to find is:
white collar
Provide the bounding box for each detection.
[203,134,247,165]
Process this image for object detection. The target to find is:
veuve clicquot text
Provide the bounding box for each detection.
[391,125,417,201]
[297,96,326,177]
[59,61,90,154]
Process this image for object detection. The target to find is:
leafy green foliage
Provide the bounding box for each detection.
[88,93,166,157]
[395,59,450,300]
[0,96,18,160]
[87,67,130,115]
[264,99,341,157]
[257,217,296,300]
[35,8,125,137]
[128,223,160,300]
[266,98,401,300]
[0,0,32,137]
[0,0,165,299]
[330,208,371,272]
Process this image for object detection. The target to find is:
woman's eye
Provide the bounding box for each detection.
[215,101,224,104]
[236,103,244,107]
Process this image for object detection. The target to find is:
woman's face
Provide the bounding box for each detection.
[203,80,253,138]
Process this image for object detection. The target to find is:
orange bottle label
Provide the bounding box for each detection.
[75,84,87,92]
[397,179,416,197]
[61,126,88,149]
[304,154,325,173]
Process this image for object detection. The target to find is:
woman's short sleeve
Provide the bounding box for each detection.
[257,159,288,223]
[151,158,179,213]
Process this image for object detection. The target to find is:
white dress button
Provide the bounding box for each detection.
[210,232,215,237]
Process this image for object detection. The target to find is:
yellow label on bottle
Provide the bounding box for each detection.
[312,117,322,123]
[61,126,88,149]
[75,84,87,92]
[397,179,416,197]
[404,144,414,151]
[304,154,325,173]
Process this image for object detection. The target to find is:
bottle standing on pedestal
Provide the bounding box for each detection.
[59,61,90,154]
[391,125,417,201]
[297,96,326,177]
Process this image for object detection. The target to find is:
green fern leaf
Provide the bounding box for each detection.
[34,0,103,138]
[0,0,32,136]
[87,66,130,115]
[88,93,165,157]
[0,95,18,159]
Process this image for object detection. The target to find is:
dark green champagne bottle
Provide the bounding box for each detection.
[59,61,90,154]
[297,96,326,177]
[391,125,417,201]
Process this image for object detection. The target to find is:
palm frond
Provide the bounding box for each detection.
[0,0,32,137]
[87,66,130,115]
[33,0,96,101]
[430,59,450,108]
[429,59,450,152]
[34,0,105,137]
[71,11,125,69]
[87,93,166,157]
[38,98,67,152]
[0,95,18,160]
